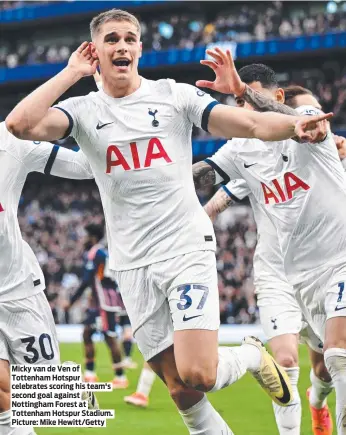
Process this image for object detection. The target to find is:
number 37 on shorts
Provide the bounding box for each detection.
[169,283,220,331]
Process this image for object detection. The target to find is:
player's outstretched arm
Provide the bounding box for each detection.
[6,42,97,141]
[207,104,332,142]
[204,188,234,222]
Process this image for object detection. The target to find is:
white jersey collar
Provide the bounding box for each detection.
[98,77,148,105]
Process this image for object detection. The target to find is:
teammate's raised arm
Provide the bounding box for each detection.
[6,42,98,141]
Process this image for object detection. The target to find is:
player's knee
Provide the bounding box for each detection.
[324,348,346,379]
[274,351,298,368]
[180,367,216,392]
[312,359,332,383]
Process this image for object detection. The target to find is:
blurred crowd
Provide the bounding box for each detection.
[0,1,50,10]
[18,178,257,325]
[1,1,346,69]
[2,1,346,127]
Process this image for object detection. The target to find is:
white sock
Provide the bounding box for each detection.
[136,367,156,397]
[179,395,234,434]
[272,367,301,435]
[210,344,260,392]
[324,348,346,435]
[309,368,333,409]
[0,410,36,434]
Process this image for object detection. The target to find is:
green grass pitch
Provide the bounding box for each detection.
[37,342,336,434]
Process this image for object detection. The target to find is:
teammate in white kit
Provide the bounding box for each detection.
[0,122,94,435]
[6,9,331,434]
[195,58,336,435]
[194,49,346,435]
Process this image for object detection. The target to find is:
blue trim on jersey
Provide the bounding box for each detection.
[54,107,74,139]
[44,144,59,175]
[201,101,220,132]
[204,158,230,184]
[222,185,241,203]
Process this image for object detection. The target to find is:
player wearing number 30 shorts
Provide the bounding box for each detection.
[0,122,95,435]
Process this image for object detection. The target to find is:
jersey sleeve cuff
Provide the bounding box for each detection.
[201,101,220,132]
[54,107,74,139]
[222,185,241,202]
[204,158,230,184]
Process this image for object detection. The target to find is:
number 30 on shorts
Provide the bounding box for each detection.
[21,333,55,364]
[176,284,209,311]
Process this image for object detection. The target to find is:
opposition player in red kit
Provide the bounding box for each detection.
[6,9,331,434]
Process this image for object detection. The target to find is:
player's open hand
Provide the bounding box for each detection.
[294,112,333,142]
[67,41,98,78]
[196,47,245,96]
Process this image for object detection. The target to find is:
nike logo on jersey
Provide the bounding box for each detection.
[244,163,257,168]
[335,305,346,311]
[96,121,114,130]
[282,154,288,162]
[273,362,292,405]
[183,314,203,322]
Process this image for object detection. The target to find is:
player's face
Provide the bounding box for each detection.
[91,20,142,84]
[293,94,322,110]
[235,81,284,111]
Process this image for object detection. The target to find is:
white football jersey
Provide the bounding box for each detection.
[224,179,291,293]
[55,78,218,271]
[208,106,346,285]
[0,122,93,302]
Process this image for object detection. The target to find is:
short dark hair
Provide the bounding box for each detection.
[283,85,312,108]
[90,9,141,40]
[85,224,104,242]
[238,64,278,89]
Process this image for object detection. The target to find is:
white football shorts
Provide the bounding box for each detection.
[113,250,220,361]
[257,286,303,341]
[0,291,60,364]
[294,261,346,345]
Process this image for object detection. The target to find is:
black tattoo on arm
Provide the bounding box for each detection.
[204,188,233,222]
[243,84,298,116]
[192,161,216,189]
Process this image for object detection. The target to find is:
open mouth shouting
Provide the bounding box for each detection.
[112,58,131,71]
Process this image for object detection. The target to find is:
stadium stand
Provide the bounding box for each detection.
[2,0,346,325]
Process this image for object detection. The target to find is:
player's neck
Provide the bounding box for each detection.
[102,74,142,98]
